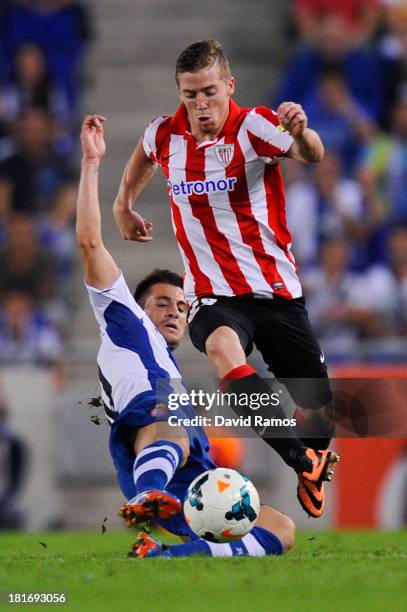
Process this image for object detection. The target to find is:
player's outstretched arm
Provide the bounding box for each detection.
[76,115,120,289]
[113,138,157,242]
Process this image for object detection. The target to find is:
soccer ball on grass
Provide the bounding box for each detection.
[183,468,260,543]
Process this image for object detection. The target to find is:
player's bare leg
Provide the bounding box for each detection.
[255,505,295,553]
[205,326,246,377]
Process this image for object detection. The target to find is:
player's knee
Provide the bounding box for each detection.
[205,327,245,373]
[205,331,226,360]
[206,326,236,354]
[279,515,296,553]
[257,506,296,553]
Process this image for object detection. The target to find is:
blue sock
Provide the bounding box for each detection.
[133,440,183,494]
[162,526,284,557]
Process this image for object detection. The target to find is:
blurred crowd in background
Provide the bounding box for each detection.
[0,0,93,528]
[0,1,405,377]
[281,0,407,362]
[0,0,92,385]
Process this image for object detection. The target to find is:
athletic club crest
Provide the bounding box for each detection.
[214,144,235,167]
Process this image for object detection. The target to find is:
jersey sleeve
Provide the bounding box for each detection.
[142,115,169,162]
[85,272,146,330]
[245,107,293,162]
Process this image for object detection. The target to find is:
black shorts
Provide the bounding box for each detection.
[188,295,331,409]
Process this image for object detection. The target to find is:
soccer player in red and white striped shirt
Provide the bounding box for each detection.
[114,40,339,518]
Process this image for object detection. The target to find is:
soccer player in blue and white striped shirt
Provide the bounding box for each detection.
[76,115,295,558]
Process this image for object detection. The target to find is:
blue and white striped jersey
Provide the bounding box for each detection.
[86,273,183,425]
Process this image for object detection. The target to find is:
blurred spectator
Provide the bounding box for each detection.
[2,0,92,116]
[0,43,73,157]
[286,151,368,269]
[0,289,63,366]
[376,2,407,127]
[275,15,383,122]
[302,238,382,357]
[36,214,76,286]
[0,43,71,125]
[0,2,9,83]
[358,94,407,260]
[0,213,75,327]
[355,225,407,336]
[0,108,77,222]
[293,0,380,45]
[305,68,377,173]
[0,398,28,530]
[0,214,55,302]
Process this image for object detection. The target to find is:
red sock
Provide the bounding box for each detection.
[220,364,256,391]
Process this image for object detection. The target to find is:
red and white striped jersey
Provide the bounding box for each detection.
[142,99,302,303]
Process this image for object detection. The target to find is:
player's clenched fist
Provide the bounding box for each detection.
[81,114,107,162]
[116,208,153,242]
[277,102,308,138]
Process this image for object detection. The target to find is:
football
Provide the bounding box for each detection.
[183,468,260,543]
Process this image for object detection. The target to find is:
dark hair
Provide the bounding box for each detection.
[14,44,51,111]
[133,269,183,307]
[319,64,346,81]
[387,222,407,237]
[175,39,231,86]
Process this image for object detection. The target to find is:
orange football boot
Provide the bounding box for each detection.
[297,478,325,518]
[300,449,340,483]
[129,532,163,558]
[297,449,340,518]
[118,490,182,527]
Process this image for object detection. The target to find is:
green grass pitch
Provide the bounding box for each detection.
[0,531,406,611]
